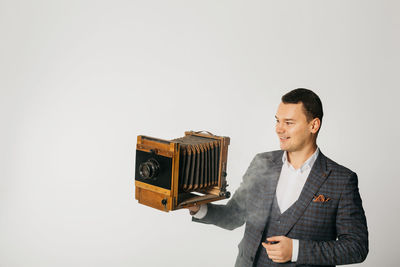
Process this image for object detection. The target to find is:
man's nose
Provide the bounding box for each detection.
[276,123,284,134]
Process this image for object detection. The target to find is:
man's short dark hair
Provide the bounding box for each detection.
[281,88,323,126]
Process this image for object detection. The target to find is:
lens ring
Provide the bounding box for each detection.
[139,163,151,179]
[139,158,160,179]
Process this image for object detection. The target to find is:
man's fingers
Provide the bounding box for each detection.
[263,244,283,258]
[267,253,286,263]
[188,206,200,212]
[262,242,281,251]
[267,252,286,263]
[266,250,281,257]
[267,235,284,242]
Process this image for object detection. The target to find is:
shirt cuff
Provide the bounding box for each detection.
[192,204,208,219]
[291,239,299,262]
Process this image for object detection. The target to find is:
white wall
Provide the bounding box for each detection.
[1,1,399,266]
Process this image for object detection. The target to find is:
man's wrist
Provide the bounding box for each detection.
[192,204,207,219]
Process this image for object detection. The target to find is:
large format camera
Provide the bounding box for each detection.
[135,131,230,212]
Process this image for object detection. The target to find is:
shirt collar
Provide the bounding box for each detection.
[282,147,320,172]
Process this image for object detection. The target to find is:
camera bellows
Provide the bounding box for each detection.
[173,135,220,191]
[135,131,230,212]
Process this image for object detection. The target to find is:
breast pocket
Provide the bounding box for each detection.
[299,199,338,239]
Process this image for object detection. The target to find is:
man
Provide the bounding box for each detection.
[189,88,368,267]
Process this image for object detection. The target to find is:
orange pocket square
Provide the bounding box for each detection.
[313,194,331,203]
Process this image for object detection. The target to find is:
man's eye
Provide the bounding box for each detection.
[286,122,293,125]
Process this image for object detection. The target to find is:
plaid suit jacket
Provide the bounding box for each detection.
[193,150,368,267]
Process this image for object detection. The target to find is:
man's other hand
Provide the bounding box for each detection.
[262,236,293,263]
[188,205,200,215]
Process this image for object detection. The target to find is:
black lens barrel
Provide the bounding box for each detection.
[139,158,160,179]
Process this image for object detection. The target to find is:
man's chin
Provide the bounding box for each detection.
[280,144,289,151]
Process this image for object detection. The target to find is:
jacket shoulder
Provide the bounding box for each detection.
[254,150,283,163]
[323,153,356,178]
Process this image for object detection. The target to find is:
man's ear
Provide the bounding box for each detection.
[310,118,321,134]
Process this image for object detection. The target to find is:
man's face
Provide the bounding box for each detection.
[275,102,318,152]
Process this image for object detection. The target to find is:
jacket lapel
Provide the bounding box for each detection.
[282,151,332,235]
[263,154,283,202]
[251,151,283,227]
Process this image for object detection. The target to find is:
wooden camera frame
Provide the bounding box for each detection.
[135,131,230,212]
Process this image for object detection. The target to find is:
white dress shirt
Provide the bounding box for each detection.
[276,148,319,213]
[194,148,320,262]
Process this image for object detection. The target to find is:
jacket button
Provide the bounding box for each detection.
[250,256,254,262]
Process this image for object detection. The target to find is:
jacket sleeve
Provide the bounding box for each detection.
[297,172,369,265]
[192,155,260,230]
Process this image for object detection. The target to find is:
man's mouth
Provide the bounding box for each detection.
[280,137,290,140]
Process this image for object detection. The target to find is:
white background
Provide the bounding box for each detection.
[1,1,399,266]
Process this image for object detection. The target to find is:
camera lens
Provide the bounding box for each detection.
[139,158,160,179]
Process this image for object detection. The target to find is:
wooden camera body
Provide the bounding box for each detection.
[135,131,230,212]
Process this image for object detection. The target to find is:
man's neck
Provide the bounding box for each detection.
[287,144,318,169]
